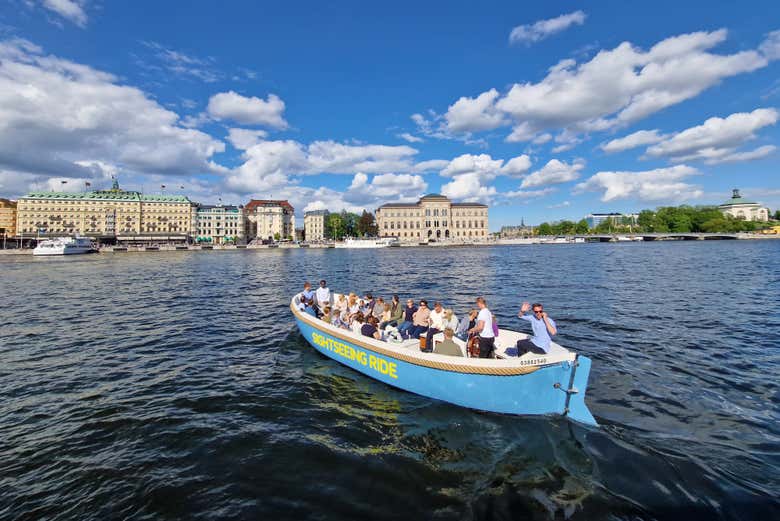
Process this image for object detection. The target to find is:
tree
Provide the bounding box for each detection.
[326,213,345,239]
[273,232,281,241]
[637,210,655,232]
[774,210,780,221]
[357,210,378,237]
[537,222,552,235]
[575,219,589,234]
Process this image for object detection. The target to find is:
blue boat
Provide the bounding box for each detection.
[292,295,598,427]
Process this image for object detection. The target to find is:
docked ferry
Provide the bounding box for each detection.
[291,293,598,426]
[33,237,96,256]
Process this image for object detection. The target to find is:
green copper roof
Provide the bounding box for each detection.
[720,189,756,206]
[21,190,192,203]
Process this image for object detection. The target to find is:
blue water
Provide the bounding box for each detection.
[1,241,778,520]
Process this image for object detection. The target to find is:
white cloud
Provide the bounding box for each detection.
[574,165,702,202]
[41,0,88,27]
[509,11,586,45]
[521,159,584,188]
[0,38,225,196]
[227,128,268,150]
[411,111,488,146]
[412,159,450,173]
[207,91,288,128]
[436,153,532,203]
[225,139,418,194]
[601,130,665,153]
[760,30,780,60]
[295,173,427,214]
[397,132,424,143]
[547,200,571,209]
[645,108,778,164]
[443,29,773,141]
[445,89,506,133]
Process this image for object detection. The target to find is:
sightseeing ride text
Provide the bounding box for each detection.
[311,332,398,379]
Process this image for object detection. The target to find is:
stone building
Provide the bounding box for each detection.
[15,179,194,242]
[0,198,17,239]
[244,200,295,241]
[375,193,489,241]
[718,189,769,222]
[194,204,245,244]
[303,209,329,241]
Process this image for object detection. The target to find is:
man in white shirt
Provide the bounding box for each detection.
[424,302,446,352]
[315,280,331,311]
[468,296,495,358]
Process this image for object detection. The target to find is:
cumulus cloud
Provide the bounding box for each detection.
[207,91,288,128]
[226,128,268,150]
[437,153,533,203]
[412,159,450,173]
[445,89,506,133]
[224,139,419,194]
[521,159,584,188]
[41,0,88,27]
[644,108,778,164]
[509,10,586,45]
[504,187,557,199]
[601,130,665,153]
[574,165,702,202]
[295,173,426,214]
[442,29,775,142]
[0,38,225,197]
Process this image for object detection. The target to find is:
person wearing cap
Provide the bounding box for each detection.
[423,301,446,352]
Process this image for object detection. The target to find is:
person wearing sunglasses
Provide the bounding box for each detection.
[515,302,557,356]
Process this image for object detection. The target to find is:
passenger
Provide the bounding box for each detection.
[320,305,332,323]
[424,302,446,352]
[468,297,495,358]
[347,293,360,321]
[397,299,417,337]
[492,313,499,337]
[407,300,431,340]
[334,294,348,315]
[358,299,370,316]
[433,328,464,357]
[350,312,365,335]
[456,309,477,341]
[363,293,375,315]
[387,295,403,328]
[380,303,392,326]
[316,280,331,310]
[361,315,382,340]
[516,302,557,355]
[300,282,315,306]
[372,297,385,321]
[443,308,459,331]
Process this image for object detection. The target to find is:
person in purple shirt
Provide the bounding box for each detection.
[516,302,557,355]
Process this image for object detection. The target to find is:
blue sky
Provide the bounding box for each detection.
[1,1,779,229]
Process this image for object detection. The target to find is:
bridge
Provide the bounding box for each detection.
[580,232,742,241]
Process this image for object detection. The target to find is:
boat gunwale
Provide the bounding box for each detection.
[291,298,578,376]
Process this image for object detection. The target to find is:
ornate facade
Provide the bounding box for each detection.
[195,205,245,244]
[718,189,769,222]
[15,180,194,241]
[303,210,329,241]
[0,198,16,238]
[244,200,295,241]
[375,194,489,241]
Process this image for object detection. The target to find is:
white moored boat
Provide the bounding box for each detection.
[292,292,597,426]
[335,237,399,249]
[33,237,96,256]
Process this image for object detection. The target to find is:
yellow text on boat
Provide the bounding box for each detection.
[311,332,398,379]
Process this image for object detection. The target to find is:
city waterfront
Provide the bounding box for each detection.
[1,241,778,520]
